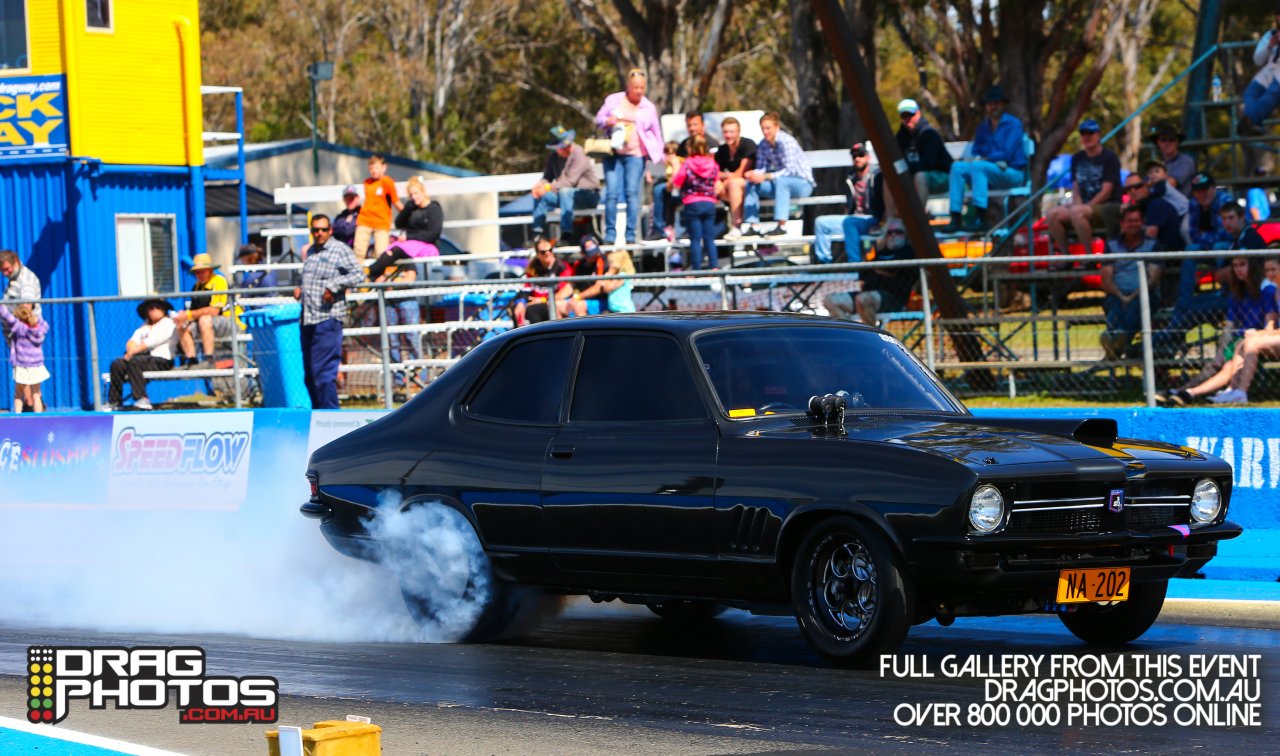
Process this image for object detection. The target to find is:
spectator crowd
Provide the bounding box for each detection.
[4,49,1280,411]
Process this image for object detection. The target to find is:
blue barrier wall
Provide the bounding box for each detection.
[0,408,1275,580]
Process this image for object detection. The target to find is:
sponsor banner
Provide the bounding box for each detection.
[107,412,254,510]
[0,75,69,160]
[0,415,113,507]
[306,411,388,458]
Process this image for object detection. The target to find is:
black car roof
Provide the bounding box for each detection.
[515,311,879,337]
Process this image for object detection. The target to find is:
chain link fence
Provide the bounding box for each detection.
[2,245,1276,411]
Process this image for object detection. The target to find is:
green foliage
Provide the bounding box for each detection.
[199,0,1229,177]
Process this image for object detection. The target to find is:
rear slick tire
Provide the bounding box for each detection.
[790,516,912,668]
[1058,579,1167,644]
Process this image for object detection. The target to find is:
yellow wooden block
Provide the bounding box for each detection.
[265,720,382,756]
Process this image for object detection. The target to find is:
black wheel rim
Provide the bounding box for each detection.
[814,535,877,641]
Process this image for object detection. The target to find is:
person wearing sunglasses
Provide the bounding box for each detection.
[1145,122,1195,194]
[812,142,879,264]
[1045,118,1121,258]
[882,98,953,224]
[823,218,917,327]
[1124,174,1185,254]
[292,215,365,409]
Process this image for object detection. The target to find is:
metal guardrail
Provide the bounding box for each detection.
[9,246,1276,411]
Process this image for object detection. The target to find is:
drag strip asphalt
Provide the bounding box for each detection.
[1,596,1277,755]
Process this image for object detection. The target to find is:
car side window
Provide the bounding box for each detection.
[570,334,706,422]
[468,336,574,423]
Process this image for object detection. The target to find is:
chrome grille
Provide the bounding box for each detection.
[1003,479,1192,535]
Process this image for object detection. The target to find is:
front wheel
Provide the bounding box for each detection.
[790,516,912,668]
[1058,579,1167,644]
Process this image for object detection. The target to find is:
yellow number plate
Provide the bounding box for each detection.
[1056,567,1131,604]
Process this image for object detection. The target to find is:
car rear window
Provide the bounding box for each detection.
[569,334,706,422]
[468,336,575,423]
[694,325,963,416]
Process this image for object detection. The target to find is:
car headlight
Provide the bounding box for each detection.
[969,484,1005,533]
[1190,479,1221,524]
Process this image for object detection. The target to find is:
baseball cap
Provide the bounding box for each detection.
[546,125,576,150]
[236,244,260,259]
[1078,119,1101,134]
[1190,172,1214,190]
[850,142,868,157]
[342,184,359,196]
[897,99,919,114]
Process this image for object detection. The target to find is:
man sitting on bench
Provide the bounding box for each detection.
[106,299,178,412]
[173,253,245,370]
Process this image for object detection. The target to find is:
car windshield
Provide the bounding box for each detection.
[694,325,965,416]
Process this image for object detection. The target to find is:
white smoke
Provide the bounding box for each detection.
[0,459,423,643]
[0,440,566,646]
[367,491,491,643]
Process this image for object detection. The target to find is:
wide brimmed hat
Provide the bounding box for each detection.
[136,298,174,319]
[1147,121,1185,143]
[190,253,218,272]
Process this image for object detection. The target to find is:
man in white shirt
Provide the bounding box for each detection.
[106,299,178,411]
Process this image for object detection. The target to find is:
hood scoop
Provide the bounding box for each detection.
[967,417,1118,448]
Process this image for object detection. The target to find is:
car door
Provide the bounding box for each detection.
[541,331,720,583]
[444,333,576,565]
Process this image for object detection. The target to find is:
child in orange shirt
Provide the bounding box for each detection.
[353,155,404,258]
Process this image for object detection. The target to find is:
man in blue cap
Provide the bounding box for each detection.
[531,125,602,242]
[1046,117,1121,256]
[943,85,1026,233]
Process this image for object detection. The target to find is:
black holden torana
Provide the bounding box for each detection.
[302,313,1240,667]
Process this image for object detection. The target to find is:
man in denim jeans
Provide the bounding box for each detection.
[531,126,601,242]
[743,112,815,236]
[812,143,878,264]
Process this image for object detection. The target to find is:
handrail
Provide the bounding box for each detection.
[983,40,1248,244]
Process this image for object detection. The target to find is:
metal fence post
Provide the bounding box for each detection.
[1137,259,1156,407]
[87,301,101,411]
[230,290,243,408]
[919,267,936,371]
[377,288,393,409]
[719,270,730,310]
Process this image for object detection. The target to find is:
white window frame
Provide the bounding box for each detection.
[85,0,112,33]
[115,214,177,297]
[0,0,32,74]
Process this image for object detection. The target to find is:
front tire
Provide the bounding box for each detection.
[1058,579,1167,644]
[790,516,912,668]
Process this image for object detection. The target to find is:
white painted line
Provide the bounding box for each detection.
[0,715,187,756]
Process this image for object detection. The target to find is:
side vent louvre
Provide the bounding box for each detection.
[727,504,777,553]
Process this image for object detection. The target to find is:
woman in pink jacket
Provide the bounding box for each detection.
[672,135,721,270]
[595,68,664,246]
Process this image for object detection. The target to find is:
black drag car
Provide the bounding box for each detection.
[303,312,1239,667]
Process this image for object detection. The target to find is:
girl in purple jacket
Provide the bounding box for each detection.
[0,303,49,412]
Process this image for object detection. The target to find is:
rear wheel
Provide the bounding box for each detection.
[646,601,727,622]
[389,502,542,642]
[790,516,911,668]
[1058,579,1167,644]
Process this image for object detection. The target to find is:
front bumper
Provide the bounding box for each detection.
[905,520,1242,604]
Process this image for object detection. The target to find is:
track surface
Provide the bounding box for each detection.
[1,598,1278,755]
